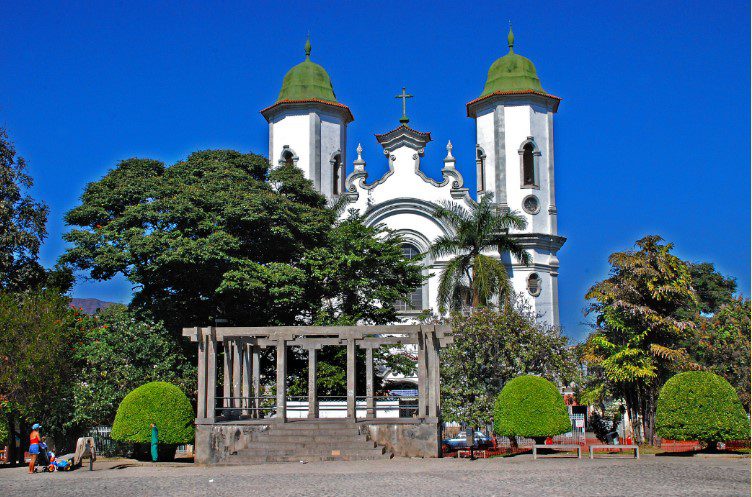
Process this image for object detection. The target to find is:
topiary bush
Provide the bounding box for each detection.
[111,382,194,447]
[494,375,571,442]
[656,371,749,448]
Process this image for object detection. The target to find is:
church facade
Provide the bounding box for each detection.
[260,29,565,327]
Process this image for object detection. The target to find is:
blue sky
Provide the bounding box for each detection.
[1,1,749,341]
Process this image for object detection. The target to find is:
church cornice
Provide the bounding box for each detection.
[261,99,354,123]
[374,125,432,155]
[466,90,561,117]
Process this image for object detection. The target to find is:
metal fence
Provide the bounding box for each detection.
[85,426,124,457]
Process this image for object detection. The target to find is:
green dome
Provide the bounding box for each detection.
[481,26,545,97]
[277,37,337,103]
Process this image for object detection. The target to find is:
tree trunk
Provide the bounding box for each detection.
[5,412,17,465]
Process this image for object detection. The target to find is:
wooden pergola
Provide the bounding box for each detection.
[182,325,453,423]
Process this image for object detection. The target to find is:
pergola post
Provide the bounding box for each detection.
[242,342,251,416]
[196,327,206,419]
[222,341,232,413]
[427,329,438,418]
[252,345,261,419]
[232,340,242,414]
[276,339,287,422]
[307,347,318,419]
[432,328,442,419]
[346,338,356,419]
[365,346,375,419]
[206,327,217,422]
[417,331,428,417]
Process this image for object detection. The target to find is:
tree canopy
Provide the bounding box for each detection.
[0,290,87,448]
[61,151,422,333]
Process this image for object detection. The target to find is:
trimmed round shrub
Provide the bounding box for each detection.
[111,381,194,445]
[656,371,749,445]
[494,375,571,440]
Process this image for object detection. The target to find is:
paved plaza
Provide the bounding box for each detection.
[1,455,749,497]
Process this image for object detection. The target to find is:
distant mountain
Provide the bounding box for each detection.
[70,298,118,315]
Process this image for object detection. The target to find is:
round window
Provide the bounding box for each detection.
[527,273,542,297]
[522,195,540,215]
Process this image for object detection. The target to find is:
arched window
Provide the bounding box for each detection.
[527,273,542,297]
[331,154,341,195]
[278,146,298,168]
[522,143,536,187]
[476,146,486,193]
[395,244,423,311]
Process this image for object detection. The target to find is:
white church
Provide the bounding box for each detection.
[260,28,565,327]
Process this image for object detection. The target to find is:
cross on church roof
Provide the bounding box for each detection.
[395,87,413,124]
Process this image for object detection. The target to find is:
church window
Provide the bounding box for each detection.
[527,273,542,297]
[332,154,341,195]
[522,195,540,215]
[519,138,540,189]
[476,146,486,193]
[278,146,298,168]
[395,244,423,311]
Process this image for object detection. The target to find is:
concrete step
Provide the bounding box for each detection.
[221,451,393,464]
[247,440,377,450]
[269,425,361,433]
[238,447,386,458]
[253,430,363,440]
[275,421,358,429]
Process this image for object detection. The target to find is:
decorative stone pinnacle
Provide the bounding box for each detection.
[305,35,311,59]
[356,143,363,160]
[446,140,454,159]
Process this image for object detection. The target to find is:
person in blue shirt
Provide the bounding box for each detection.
[150,423,158,462]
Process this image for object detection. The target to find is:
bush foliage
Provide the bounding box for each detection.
[656,371,749,443]
[494,375,571,438]
[111,382,194,444]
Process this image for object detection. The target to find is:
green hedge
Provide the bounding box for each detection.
[111,381,194,444]
[494,375,571,438]
[656,371,749,443]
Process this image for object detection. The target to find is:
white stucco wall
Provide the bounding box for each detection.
[269,111,311,177]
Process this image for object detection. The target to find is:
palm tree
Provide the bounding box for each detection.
[428,194,530,312]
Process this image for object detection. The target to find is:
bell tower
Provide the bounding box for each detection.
[466,25,565,326]
[261,37,353,200]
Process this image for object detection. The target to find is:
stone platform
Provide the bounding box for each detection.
[195,418,440,465]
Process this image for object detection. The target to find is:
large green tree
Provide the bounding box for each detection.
[0,291,87,461]
[61,151,333,332]
[582,235,698,444]
[62,151,422,333]
[428,194,529,312]
[439,300,576,427]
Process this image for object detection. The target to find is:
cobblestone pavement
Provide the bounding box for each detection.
[1,455,749,497]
